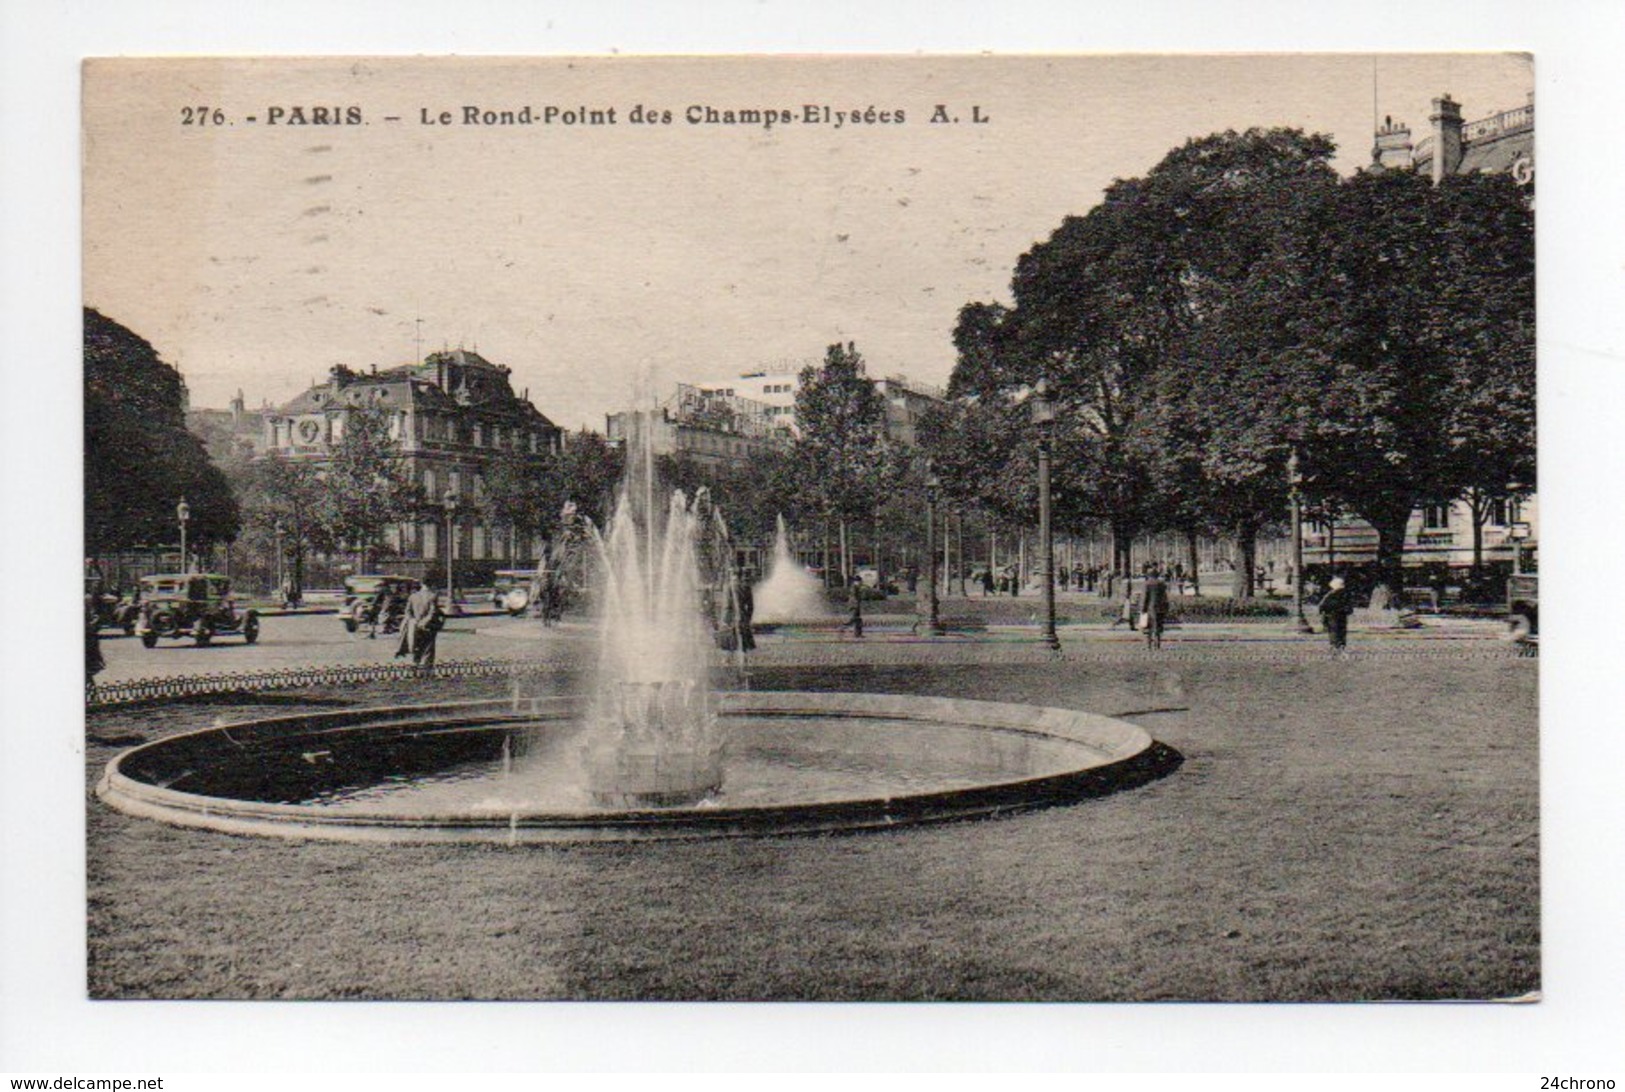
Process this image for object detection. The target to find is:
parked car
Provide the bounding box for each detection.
[85,575,138,635]
[341,575,421,634]
[492,570,539,616]
[134,574,260,648]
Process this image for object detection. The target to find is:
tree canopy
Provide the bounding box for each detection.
[84,308,240,555]
[922,128,1534,593]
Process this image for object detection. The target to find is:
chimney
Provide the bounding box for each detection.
[1429,95,1464,184]
[1371,114,1414,171]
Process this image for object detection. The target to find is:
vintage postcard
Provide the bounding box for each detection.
[81,54,1536,1004]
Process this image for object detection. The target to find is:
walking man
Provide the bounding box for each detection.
[1317,576,1355,652]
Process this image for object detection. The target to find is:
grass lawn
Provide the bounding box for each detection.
[85,648,1537,1001]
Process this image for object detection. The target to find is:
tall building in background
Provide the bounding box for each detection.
[264,349,563,579]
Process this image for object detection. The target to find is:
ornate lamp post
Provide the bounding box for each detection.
[924,471,943,636]
[1031,379,1061,651]
[442,490,459,610]
[1288,449,1313,634]
[176,498,191,574]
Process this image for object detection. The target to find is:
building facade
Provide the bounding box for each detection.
[263,350,563,580]
[604,383,790,471]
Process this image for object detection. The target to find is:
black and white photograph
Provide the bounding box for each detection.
[78,52,1540,1002]
[6,7,1625,1077]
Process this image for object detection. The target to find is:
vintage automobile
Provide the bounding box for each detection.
[85,575,138,635]
[491,569,539,616]
[134,573,260,648]
[341,575,421,634]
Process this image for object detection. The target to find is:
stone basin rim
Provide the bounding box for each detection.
[96,691,1164,843]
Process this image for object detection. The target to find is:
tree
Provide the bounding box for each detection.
[792,342,902,582]
[1286,168,1534,592]
[235,451,327,592]
[318,405,419,570]
[84,308,240,558]
[551,429,624,532]
[479,444,555,561]
[1432,173,1536,577]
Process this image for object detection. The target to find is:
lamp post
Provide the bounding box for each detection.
[442,491,459,610]
[1509,521,1531,576]
[1031,378,1061,651]
[273,520,285,597]
[924,471,943,635]
[1288,449,1313,634]
[176,498,191,574]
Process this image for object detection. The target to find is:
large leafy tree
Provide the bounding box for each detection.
[551,428,624,531]
[479,443,556,561]
[1432,173,1537,576]
[1286,167,1534,591]
[84,308,240,557]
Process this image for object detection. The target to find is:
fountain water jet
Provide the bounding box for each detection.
[753,515,830,624]
[578,408,735,806]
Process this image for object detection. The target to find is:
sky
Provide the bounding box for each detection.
[82,53,1532,431]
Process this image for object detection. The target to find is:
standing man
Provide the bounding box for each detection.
[1317,576,1354,653]
[844,572,865,639]
[1140,567,1171,650]
[396,580,444,668]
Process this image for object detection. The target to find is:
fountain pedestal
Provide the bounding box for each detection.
[583,680,725,807]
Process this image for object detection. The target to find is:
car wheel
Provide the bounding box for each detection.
[194,627,212,647]
[123,619,136,636]
[140,633,158,649]
[243,616,260,644]
[343,616,357,633]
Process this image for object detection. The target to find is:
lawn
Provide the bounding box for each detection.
[84,646,1537,1001]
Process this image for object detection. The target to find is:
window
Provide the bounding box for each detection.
[1423,505,1451,530]
[1488,498,1509,527]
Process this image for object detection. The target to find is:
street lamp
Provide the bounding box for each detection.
[442,490,459,611]
[1508,520,1531,576]
[924,471,943,636]
[1288,449,1313,634]
[176,498,191,574]
[273,520,285,597]
[1031,379,1061,651]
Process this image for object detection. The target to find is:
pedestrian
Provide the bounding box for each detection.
[396,580,444,667]
[1140,567,1170,650]
[981,566,995,597]
[1109,580,1136,630]
[1317,576,1355,652]
[366,586,387,638]
[735,571,756,652]
[842,572,865,639]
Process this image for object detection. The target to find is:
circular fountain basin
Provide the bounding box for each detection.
[96,692,1174,844]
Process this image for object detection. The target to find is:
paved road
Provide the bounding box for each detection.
[92,610,578,684]
[92,608,1514,685]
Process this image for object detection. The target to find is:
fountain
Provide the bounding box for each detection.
[752,515,831,624]
[95,410,1179,843]
[579,425,729,804]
